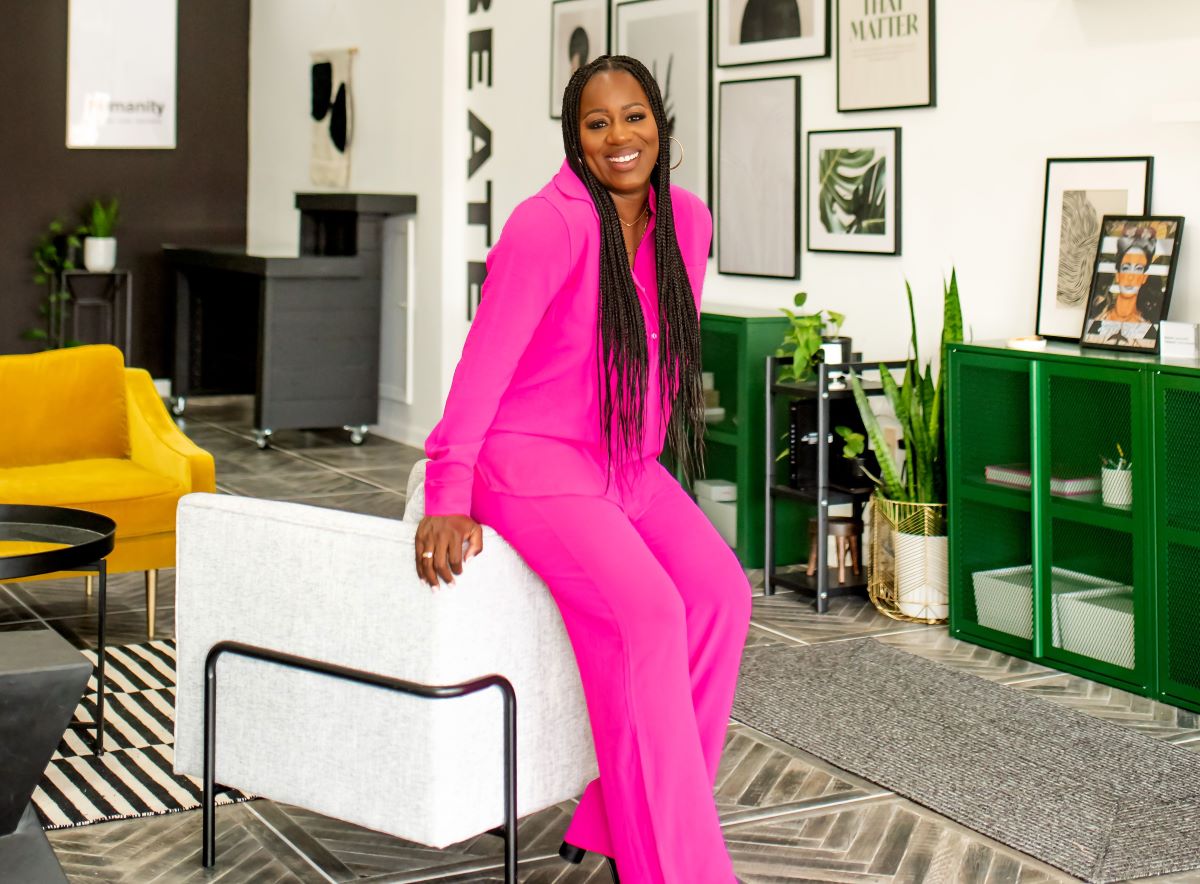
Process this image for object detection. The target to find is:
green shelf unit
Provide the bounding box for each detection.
[947,340,1200,707]
[664,303,808,569]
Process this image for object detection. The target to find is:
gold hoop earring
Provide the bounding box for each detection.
[669,135,684,171]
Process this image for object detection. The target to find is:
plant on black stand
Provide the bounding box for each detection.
[24,220,84,349]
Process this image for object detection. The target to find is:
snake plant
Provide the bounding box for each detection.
[842,270,964,504]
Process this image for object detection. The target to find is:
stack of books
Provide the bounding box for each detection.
[984,463,1100,497]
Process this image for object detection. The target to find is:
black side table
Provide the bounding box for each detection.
[0,631,92,883]
[0,505,116,753]
[62,269,134,362]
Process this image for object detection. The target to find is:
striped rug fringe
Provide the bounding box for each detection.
[34,640,254,830]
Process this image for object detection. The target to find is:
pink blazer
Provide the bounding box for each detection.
[423,158,713,517]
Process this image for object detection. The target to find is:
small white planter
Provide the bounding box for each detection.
[894,531,949,620]
[1101,467,1133,509]
[83,237,117,272]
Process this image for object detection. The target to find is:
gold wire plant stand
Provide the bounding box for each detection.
[868,494,949,625]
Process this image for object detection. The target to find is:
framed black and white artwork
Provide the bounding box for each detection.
[837,0,934,112]
[717,77,801,278]
[1034,157,1153,341]
[716,0,829,67]
[807,127,900,255]
[550,0,611,120]
[615,0,711,204]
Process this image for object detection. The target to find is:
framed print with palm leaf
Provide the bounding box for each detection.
[807,127,900,255]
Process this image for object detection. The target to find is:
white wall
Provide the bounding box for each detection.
[443,0,1200,366]
[247,0,1200,447]
[247,0,445,446]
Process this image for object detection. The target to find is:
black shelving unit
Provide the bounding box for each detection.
[764,356,908,612]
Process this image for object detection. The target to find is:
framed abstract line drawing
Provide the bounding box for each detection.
[807,127,900,255]
[717,76,801,278]
[1034,157,1153,341]
[550,0,611,120]
[715,0,829,67]
[615,0,711,205]
[1080,215,1184,354]
[837,0,935,112]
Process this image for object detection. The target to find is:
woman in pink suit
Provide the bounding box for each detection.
[416,55,751,884]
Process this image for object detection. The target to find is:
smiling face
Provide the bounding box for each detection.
[578,69,660,200]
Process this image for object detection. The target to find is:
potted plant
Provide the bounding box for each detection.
[774,291,848,384]
[23,220,83,350]
[81,197,120,272]
[841,270,964,622]
[1100,444,1133,509]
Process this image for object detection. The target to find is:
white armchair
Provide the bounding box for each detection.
[172,458,597,850]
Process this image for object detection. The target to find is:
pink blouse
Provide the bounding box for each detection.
[422,158,713,517]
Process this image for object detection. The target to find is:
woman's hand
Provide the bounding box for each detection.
[415,514,483,589]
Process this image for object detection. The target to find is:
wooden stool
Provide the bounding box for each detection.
[806,516,863,585]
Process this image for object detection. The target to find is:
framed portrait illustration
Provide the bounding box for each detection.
[837,0,934,112]
[550,0,611,120]
[717,76,801,278]
[1034,157,1153,341]
[807,127,900,255]
[615,0,711,204]
[716,0,829,67]
[1080,215,1184,353]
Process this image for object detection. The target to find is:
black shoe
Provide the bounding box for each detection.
[559,840,619,882]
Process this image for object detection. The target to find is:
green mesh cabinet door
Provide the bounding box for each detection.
[947,347,1035,652]
[665,310,807,569]
[1036,360,1151,690]
[1154,371,1200,709]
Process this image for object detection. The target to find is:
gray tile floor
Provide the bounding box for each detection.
[8,396,1199,883]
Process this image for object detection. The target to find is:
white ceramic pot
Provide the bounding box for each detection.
[894,531,949,620]
[1101,467,1133,509]
[83,237,117,272]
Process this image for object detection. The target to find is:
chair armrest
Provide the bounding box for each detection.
[125,368,215,493]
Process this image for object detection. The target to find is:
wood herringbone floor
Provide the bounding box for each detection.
[6,396,1200,883]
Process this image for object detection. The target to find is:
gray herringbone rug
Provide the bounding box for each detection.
[732,638,1200,883]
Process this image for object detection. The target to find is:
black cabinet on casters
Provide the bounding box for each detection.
[764,356,908,613]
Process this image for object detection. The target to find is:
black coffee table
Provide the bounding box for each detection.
[0,504,116,754]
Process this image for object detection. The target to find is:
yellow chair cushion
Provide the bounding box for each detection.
[0,345,130,468]
[0,459,183,539]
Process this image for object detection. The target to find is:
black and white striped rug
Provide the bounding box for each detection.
[34,640,254,830]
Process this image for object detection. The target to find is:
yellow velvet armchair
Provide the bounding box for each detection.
[0,345,215,638]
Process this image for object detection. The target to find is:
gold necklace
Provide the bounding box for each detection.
[625,212,648,265]
[619,202,649,228]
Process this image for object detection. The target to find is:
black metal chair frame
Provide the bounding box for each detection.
[202,640,519,881]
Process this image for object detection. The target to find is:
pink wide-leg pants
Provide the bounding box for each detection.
[470,455,752,884]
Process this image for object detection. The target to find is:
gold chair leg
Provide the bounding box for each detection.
[145,570,158,640]
[85,575,94,597]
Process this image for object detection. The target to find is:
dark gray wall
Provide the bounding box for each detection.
[0,0,249,377]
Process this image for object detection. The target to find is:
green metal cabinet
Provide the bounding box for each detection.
[662,304,807,569]
[947,340,1200,710]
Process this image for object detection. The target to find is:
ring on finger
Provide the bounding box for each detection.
[421,551,434,559]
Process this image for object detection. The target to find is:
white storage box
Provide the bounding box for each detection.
[971,565,1122,641]
[697,497,737,547]
[1056,589,1135,669]
[694,478,737,502]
